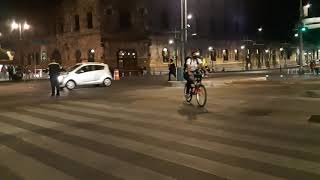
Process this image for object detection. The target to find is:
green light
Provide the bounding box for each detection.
[301,27,307,32]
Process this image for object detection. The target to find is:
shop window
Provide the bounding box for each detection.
[162,48,170,63]
[87,12,93,29]
[88,49,95,62]
[223,49,229,61]
[74,15,80,32]
[117,50,137,70]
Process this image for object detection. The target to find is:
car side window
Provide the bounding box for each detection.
[94,65,105,71]
[76,66,90,74]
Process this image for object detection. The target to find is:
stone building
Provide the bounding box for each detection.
[13,0,320,74]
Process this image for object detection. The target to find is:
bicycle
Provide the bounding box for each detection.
[184,70,207,107]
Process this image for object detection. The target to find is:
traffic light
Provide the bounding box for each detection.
[301,27,307,32]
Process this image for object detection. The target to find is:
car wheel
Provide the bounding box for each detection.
[66,80,76,90]
[103,78,112,87]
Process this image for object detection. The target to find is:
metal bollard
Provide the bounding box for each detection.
[122,72,125,78]
[129,72,132,77]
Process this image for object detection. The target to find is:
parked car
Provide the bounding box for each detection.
[58,63,113,90]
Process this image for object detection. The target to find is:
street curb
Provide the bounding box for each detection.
[305,90,320,98]
[168,77,267,88]
[266,75,320,81]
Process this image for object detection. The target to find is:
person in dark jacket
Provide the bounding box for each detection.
[48,60,61,96]
[168,59,176,81]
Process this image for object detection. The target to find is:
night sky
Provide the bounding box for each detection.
[0,0,319,41]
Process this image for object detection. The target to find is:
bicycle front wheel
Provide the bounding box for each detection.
[196,85,207,107]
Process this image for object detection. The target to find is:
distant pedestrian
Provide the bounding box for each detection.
[8,65,13,80]
[142,66,148,76]
[48,59,61,97]
[168,59,176,81]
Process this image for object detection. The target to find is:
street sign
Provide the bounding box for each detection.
[303,17,320,30]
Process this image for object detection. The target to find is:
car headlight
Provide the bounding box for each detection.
[58,76,64,82]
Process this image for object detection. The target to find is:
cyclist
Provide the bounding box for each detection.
[184,50,204,96]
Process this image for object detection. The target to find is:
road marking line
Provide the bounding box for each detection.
[64,101,319,142]
[0,127,77,180]
[0,121,175,180]
[21,107,320,176]
[0,112,285,180]
[35,103,320,155]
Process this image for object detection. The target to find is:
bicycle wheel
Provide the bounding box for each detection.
[196,85,207,107]
[184,84,192,103]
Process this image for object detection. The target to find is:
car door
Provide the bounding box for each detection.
[74,65,95,85]
[93,65,106,82]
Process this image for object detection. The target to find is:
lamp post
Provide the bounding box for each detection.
[11,20,30,40]
[176,0,188,81]
[11,20,31,65]
[298,1,311,73]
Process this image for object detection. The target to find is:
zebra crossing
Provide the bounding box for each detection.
[0,100,320,180]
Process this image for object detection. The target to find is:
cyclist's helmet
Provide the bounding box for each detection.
[191,49,201,58]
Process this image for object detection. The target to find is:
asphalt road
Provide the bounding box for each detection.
[0,76,320,180]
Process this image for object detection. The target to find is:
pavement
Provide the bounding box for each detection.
[0,75,320,180]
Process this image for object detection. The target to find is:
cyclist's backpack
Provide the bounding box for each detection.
[184,57,200,72]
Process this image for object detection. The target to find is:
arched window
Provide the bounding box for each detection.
[223,49,229,61]
[162,48,170,63]
[234,49,239,61]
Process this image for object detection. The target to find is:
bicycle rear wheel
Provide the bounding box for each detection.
[196,85,207,107]
[184,84,192,103]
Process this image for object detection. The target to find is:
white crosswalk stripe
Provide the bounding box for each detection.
[0,100,319,180]
[34,103,320,155]
[0,122,174,180]
[0,145,77,180]
[20,106,320,175]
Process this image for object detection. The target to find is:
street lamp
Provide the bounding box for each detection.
[258,27,263,32]
[11,20,31,40]
[169,39,174,45]
[294,33,299,37]
[241,45,245,50]
[305,3,311,9]
[187,14,193,20]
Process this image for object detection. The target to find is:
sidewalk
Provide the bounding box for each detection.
[266,74,320,81]
[168,76,268,88]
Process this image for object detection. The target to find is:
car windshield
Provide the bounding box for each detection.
[67,64,82,72]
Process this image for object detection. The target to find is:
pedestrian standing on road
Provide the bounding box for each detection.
[168,59,176,81]
[8,65,13,81]
[48,59,61,97]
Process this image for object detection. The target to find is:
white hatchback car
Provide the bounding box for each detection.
[58,63,113,90]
